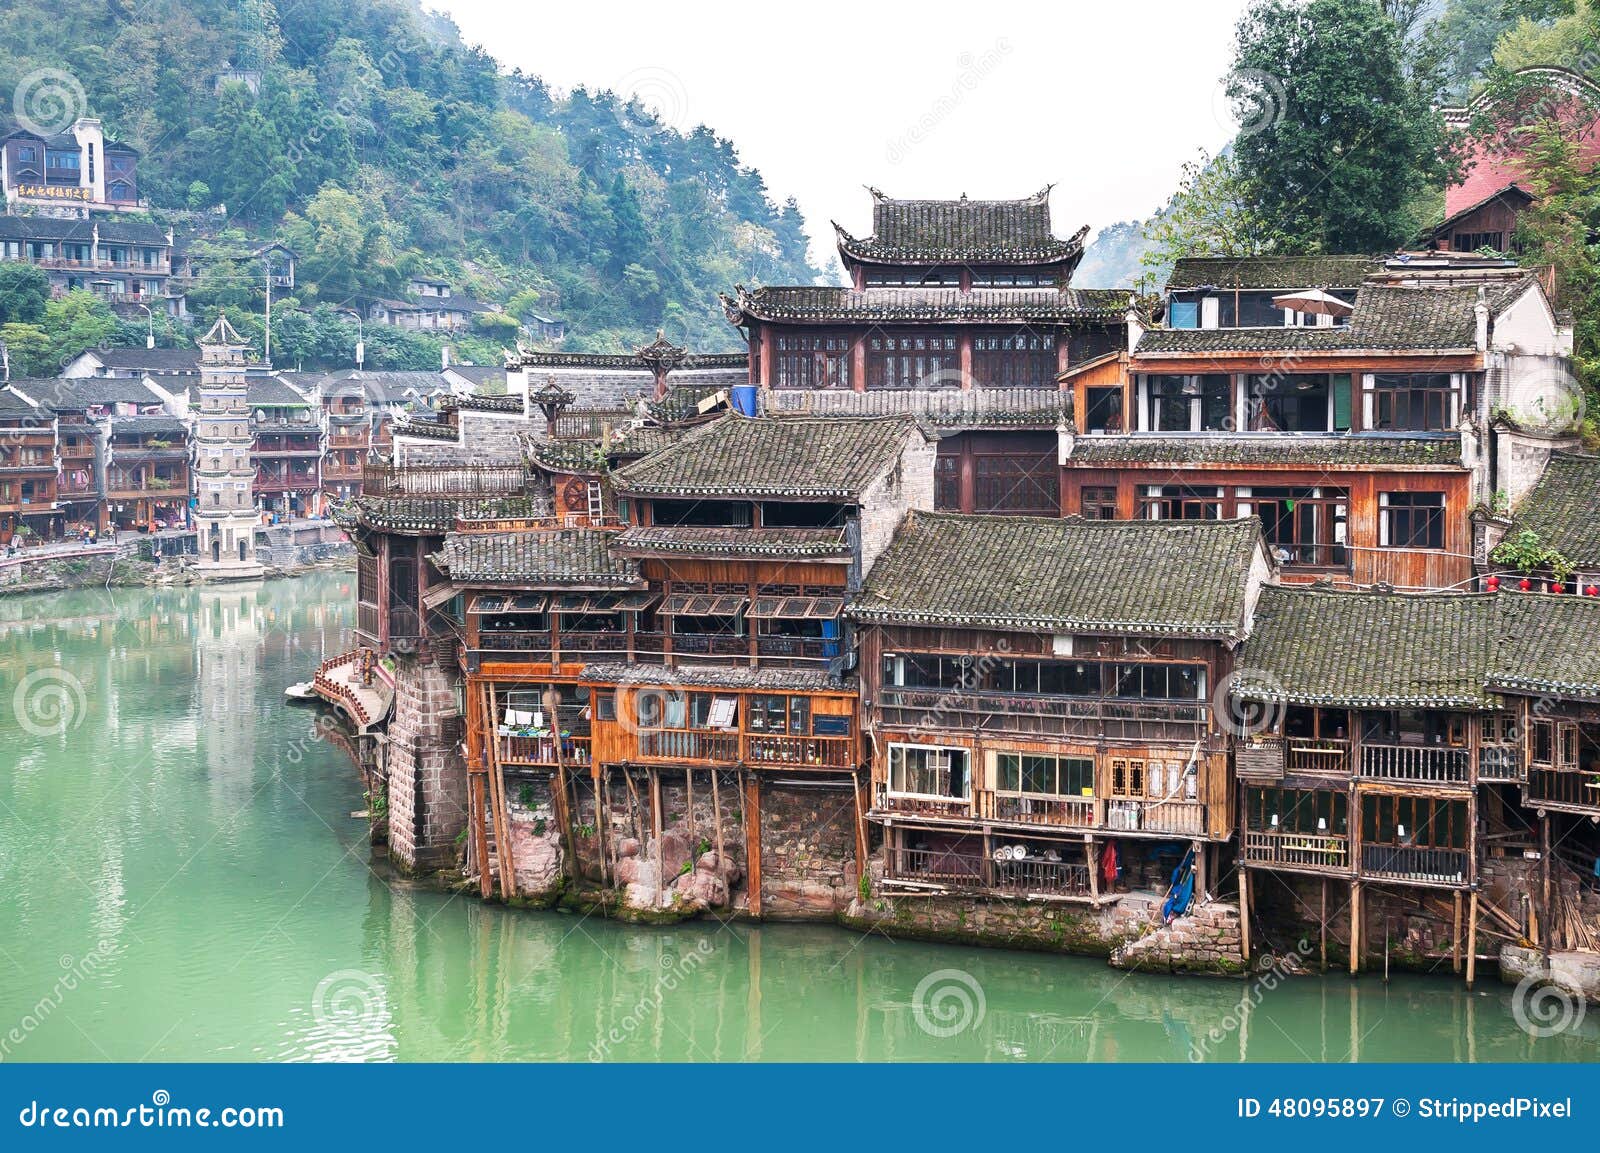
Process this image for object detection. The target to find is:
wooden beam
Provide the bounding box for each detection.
[1465,890,1480,989]
[1452,890,1463,974]
[710,768,727,908]
[1320,878,1328,972]
[1239,867,1251,963]
[744,771,763,919]
[1541,815,1552,962]
[486,683,517,900]
[1349,882,1361,976]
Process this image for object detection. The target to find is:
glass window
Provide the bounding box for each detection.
[1371,374,1458,432]
[1379,492,1445,549]
[888,745,970,799]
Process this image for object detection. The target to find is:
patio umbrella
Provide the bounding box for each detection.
[1271,288,1355,317]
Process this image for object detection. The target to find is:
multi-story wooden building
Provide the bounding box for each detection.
[849,512,1272,904]
[0,215,180,317]
[0,386,58,544]
[722,188,1128,517]
[1063,257,1576,590]
[247,375,319,518]
[2,118,141,211]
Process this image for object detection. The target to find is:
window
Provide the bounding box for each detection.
[46,150,80,170]
[888,745,971,799]
[865,267,960,287]
[996,753,1094,797]
[1251,375,1342,432]
[1360,795,1468,850]
[595,692,616,722]
[973,453,1057,514]
[934,455,960,510]
[747,695,810,734]
[970,270,1054,287]
[1370,374,1459,432]
[1144,375,1231,431]
[1452,232,1505,253]
[1379,492,1445,549]
[1245,487,1348,569]
[867,333,959,389]
[972,331,1056,387]
[1109,758,1146,798]
[1083,386,1124,433]
[17,145,37,164]
[1081,486,1118,520]
[1138,485,1222,521]
[774,333,851,389]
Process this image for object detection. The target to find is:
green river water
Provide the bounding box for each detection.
[0,572,1594,1062]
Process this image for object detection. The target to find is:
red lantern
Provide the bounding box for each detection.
[1486,576,1501,592]
[1519,578,1534,591]
[1551,582,1565,594]
[1587,585,1599,597]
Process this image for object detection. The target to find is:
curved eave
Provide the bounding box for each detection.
[836,239,1085,268]
[1231,689,1496,710]
[615,484,862,502]
[846,606,1238,639]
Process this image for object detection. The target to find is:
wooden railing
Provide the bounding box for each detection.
[876,687,1208,742]
[1359,744,1470,786]
[1242,830,1350,874]
[660,633,750,658]
[1104,798,1207,836]
[361,462,526,497]
[1526,769,1600,813]
[1478,746,1521,782]
[744,733,852,768]
[979,792,1097,829]
[883,846,1090,899]
[498,733,593,769]
[638,728,739,763]
[1285,736,1351,775]
[875,791,973,819]
[1360,843,1470,885]
[753,636,837,664]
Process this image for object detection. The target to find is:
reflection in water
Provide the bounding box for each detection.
[0,574,1595,1062]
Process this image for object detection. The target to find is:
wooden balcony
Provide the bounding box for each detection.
[637,728,739,763]
[1358,744,1470,787]
[1359,843,1471,887]
[498,732,592,770]
[875,791,973,820]
[744,733,852,768]
[1285,736,1351,775]
[634,728,853,769]
[662,633,750,659]
[978,791,1097,829]
[1526,769,1600,815]
[1104,798,1207,836]
[1478,745,1521,783]
[883,845,1092,900]
[1242,830,1351,875]
[876,686,1207,743]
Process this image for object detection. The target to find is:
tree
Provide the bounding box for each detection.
[1229,0,1459,252]
[1141,151,1292,284]
[0,323,53,377]
[0,264,50,326]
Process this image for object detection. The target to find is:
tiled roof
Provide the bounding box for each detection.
[514,350,747,371]
[1491,592,1600,699]
[1167,256,1381,291]
[0,387,41,416]
[607,424,686,458]
[835,189,1084,266]
[724,286,1128,326]
[1233,586,1499,708]
[849,511,1263,637]
[246,377,309,407]
[613,415,921,499]
[1136,286,1482,355]
[614,525,852,559]
[351,494,548,534]
[450,393,522,413]
[1067,433,1464,468]
[435,529,641,586]
[319,370,451,405]
[34,376,165,408]
[578,661,851,693]
[1505,452,1600,566]
[0,216,170,245]
[393,419,458,442]
[529,438,608,473]
[111,415,186,436]
[760,386,1069,429]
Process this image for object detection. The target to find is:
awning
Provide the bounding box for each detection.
[747,595,845,620]
[469,593,548,614]
[550,591,660,614]
[658,593,748,617]
[421,582,461,610]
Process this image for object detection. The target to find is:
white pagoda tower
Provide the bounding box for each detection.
[192,313,264,579]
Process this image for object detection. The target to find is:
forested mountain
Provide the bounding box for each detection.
[0,0,821,364]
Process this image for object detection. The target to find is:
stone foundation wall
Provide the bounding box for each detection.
[758,780,859,919]
[1110,900,1245,974]
[385,656,467,873]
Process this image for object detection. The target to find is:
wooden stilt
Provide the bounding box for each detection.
[1239,867,1251,963]
[470,771,491,900]
[1349,882,1361,976]
[710,768,728,908]
[686,764,697,845]
[543,687,575,880]
[1465,890,1479,989]
[1541,815,1552,961]
[649,767,663,903]
[1088,839,1100,902]
[1452,890,1463,974]
[744,771,763,919]
[850,771,868,894]
[1320,878,1328,972]
[486,683,517,899]
[599,769,613,888]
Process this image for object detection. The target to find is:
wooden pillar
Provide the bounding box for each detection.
[1541,815,1552,962]
[711,768,728,908]
[1088,839,1100,902]
[958,332,974,390]
[1349,882,1361,976]
[1465,889,1480,989]
[851,771,868,895]
[1239,866,1251,963]
[649,766,664,908]
[744,772,763,918]
[1320,878,1328,972]
[1452,890,1463,974]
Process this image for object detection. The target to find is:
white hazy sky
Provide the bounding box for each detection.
[433,0,1255,267]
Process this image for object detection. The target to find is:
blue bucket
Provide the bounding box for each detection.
[730,385,759,416]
